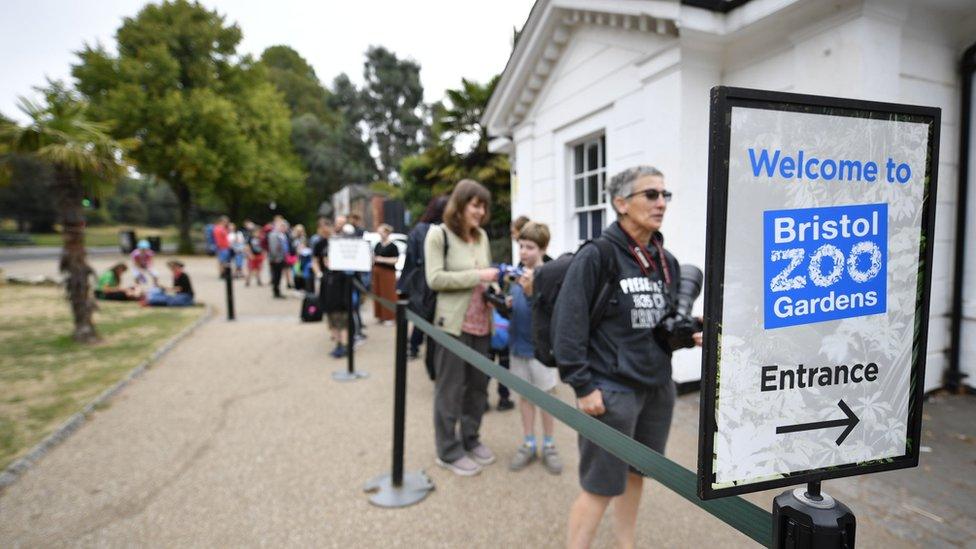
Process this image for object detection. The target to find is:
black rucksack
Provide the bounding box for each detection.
[401,224,448,321]
[532,237,618,367]
[301,291,323,322]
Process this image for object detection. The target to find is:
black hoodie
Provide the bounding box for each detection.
[553,221,680,397]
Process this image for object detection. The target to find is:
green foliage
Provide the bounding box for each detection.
[399,75,510,237]
[360,46,426,179]
[0,156,58,232]
[260,45,334,123]
[72,0,303,252]
[0,82,130,190]
[107,178,179,226]
[291,113,377,206]
[261,46,377,223]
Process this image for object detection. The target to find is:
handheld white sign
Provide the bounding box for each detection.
[698,87,941,499]
[328,237,372,273]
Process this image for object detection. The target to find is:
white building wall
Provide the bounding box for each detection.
[506,1,972,389]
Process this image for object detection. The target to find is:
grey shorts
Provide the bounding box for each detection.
[578,381,676,497]
[326,312,346,329]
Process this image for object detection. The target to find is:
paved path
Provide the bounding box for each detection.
[0,254,968,547]
[0,245,177,263]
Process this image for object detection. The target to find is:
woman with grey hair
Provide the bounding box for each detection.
[552,165,702,548]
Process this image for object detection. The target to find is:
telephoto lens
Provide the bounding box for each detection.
[675,265,704,318]
[654,265,704,349]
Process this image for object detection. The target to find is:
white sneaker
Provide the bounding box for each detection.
[436,455,482,476]
[467,443,496,466]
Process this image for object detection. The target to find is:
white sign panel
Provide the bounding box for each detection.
[328,237,372,272]
[698,87,940,499]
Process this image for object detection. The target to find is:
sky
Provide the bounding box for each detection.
[0,0,535,123]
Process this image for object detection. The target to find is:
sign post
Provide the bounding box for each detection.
[328,237,372,382]
[698,87,940,545]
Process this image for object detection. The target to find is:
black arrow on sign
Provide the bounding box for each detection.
[776,400,860,446]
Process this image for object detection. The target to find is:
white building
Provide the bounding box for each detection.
[483,0,976,390]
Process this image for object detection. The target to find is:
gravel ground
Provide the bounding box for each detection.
[0,255,951,547]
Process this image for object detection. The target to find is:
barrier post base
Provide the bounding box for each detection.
[332,370,369,382]
[772,482,855,548]
[364,471,434,508]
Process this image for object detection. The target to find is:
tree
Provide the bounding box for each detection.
[360,46,426,180]
[73,0,303,252]
[260,45,334,123]
[260,47,377,220]
[0,156,59,232]
[290,113,377,205]
[399,76,510,253]
[0,82,129,342]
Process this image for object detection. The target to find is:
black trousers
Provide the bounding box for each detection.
[270,261,286,296]
[489,348,511,401]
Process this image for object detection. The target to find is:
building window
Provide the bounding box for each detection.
[572,135,606,241]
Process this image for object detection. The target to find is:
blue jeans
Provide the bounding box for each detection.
[147,288,194,307]
[218,248,232,265]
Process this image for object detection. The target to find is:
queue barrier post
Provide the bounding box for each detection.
[771,481,855,548]
[223,264,235,321]
[364,292,434,507]
[333,273,368,382]
[352,281,771,542]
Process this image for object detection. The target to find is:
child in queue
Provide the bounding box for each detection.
[505,222,562,474]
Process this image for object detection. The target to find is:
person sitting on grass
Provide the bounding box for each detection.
[146,261,195,307]
[505,222,562,475]
[130,239,158,286]
[95,263,142,301]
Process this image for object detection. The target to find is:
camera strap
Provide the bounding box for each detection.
[622,230,671,286]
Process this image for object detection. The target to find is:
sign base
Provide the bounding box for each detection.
[772,483,856,548]
[364,471,434,508]
[332,370,369,382]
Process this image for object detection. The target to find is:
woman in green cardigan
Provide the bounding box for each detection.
[425,179,500,476]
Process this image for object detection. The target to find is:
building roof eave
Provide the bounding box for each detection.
[484,0,690,138]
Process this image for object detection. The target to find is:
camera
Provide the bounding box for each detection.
[654,265,704,350]
[496,263,525,283]
[483,284,511,318]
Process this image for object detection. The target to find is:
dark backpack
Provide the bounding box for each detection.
[401,224,448,321]
[532,237,618,367]
[301,291,323,322]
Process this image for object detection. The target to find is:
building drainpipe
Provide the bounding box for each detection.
[948,42,976,393]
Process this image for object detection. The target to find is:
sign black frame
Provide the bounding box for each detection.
[697,86,941,500]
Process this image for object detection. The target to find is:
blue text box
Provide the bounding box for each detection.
[763,203,887,329]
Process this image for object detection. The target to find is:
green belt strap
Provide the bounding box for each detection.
[352,280,772,546]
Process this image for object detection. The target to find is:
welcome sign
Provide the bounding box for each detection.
[697,87,940,499]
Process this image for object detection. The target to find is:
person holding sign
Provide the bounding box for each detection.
[424,179,499,477]
[312,221,351,358]
[554,166,702,549]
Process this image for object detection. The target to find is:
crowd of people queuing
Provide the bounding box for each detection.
[410,168,702,549]
[203,212,404,358]
[96,163,698,548]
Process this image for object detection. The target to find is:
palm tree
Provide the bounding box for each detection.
[0,82,130,342]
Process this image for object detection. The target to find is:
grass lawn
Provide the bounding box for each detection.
[12,225,180,248]
[0,284,206,470]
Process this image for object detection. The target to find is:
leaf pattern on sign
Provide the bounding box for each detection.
[713,108,929,484]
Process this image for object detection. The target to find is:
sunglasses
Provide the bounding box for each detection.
[625,189,673,202]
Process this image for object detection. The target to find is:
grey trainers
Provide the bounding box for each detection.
[435,455,482,477]
[541,445,563,475]
[508,444,536,471]
[467,443,496,465]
